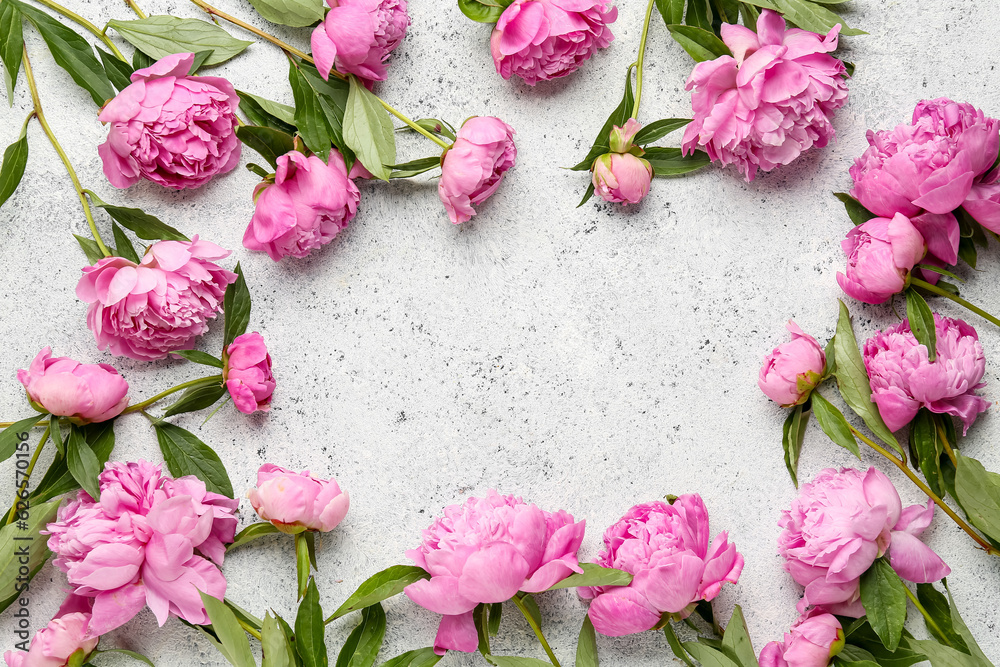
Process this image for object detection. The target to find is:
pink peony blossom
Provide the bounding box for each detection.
[404,491,585,654]
[223,332,275,414]
[243,150,360,261]
[98,53,240,190]
[758,321,826,407]
[75,237,237,361]
[3,609,99,667]
[44,461,238,636]
[311,0,410,83]
[836,213,926,304]
[758,610,844,667]
[580,496,743,637]
[17,347,128,423]
[490,0,617,86]
[864,314,990,434]
[438,117,517,224]
[247,464,349,533]
[592,119,653,204]
[681,10,848,181]
[778,467,949,617]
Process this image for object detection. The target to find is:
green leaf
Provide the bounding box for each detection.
[49,414,65,457]
[238,89,297,133]
[108,16,251,67]
[74,234,105,264]
[633,119,691,146]
[577,182,596,208]
[941,580,990,665]
[904,289,937,363]
[289,62,352,161]
[295,578,329,667]
[263,611,296,667]
[229,522,281,551]
[903,640,983,667]
[96,49,135,92]
[666,24,732,61]
[781,404,809,487]
[154,421,233,497]
[336,603,386,667]
[485,657,553,667]
[343,74,395,181]
[162,382,226,418]
[843,621,926,667]
[776,0,863,35]
[518,593,542,629]
[575,616,598,667]
[89,194,189,242]
[401,118,456,141]
[914,264,965,284]
[858,558,907,652]
[0,415,42,464]
[248,0,325,27]
[29,421,115,505]
[457,0,509,23]
[94,649,155,666]
[66,425,102,500]
[389,156,441,179]
[0,499,60,605]
[327,565,430,621]
[655,0,685,25]
[833,192,877,226]
[0,0,24,103]
[570,64,635,172]
[664,624,696,667]
[379,648,442,667]
[223,263,251,347]
[810,392,861,459]
[908,410,945,497]
[722,606,758,667]
[111,223,140,263]
[643,147,712,176]
[488,603,503,636]
[187,49,214,75]
[0,114,27,208]
[684,0,714,30]
[474,604,490,657]
[13,1,114,105]
[200,591,256,667]
[297,532,311,600]
[915,583,969,652]
[832,301,903,455]
[173,350,225,368]
[237,125,295,170]
[682,642,741,667]
[953,454,1000,544]
[545,563,633,590]
[132,48,153,70]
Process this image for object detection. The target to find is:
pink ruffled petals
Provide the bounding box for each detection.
[438,117,517,224]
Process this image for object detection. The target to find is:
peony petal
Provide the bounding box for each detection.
[888,530,950,583]
[587,587,661,637]
[458,542,530,603]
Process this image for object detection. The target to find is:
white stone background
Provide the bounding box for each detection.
[0,0,998,664]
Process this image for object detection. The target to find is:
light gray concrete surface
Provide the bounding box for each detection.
[0,0,997,664]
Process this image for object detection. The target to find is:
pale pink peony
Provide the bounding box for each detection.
[778,467,949,617]
[311,0,410,83]
[44,461,237,636]
[758,610,844,667]
[490,0,617,86]
[438,117,517,224]
[3,610,99,667]
[404,491,585,654]
[17,347,128,423]
[247,464,349,533]
[864,314,990,434]
[223,332,275,414]
[592,119,653,204]
[836,213,926,304]
[580,496,743,637]
[75,237,237,361]
[681,10,848,181]
[758,321,826,407]
[98,53,240,190]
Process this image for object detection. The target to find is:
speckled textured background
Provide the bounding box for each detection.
[0,0,997,663]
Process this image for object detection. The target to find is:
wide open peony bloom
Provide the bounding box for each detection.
[758,610,844,667]
[580,496,743,637]
[438,117,517,224]
[45,461,237,636]
[223,332,275,414]
[311,0,410,82]
[778,467,949,617]
[17,347,128,423]
[404,491,585,654]
[243,150,360,261]
[592,119,653,204]
[98,53,240,190]
[836,213,926,304]
[490,0,617,86]
[76,237,237,361]
[758,321,826,407]
[248,464,349,533]
[682,10,848,181]
[864,314,990,434]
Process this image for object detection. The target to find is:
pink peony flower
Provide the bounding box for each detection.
[76,237,237,361]
[490,0,617,86]
[580,496,743,637]
[864,314,990,434]
[98,53,240,190]
[778,467,950,617]
[681,10,849,181]
[17,347,128,423]
[592,119,653,204]
[404,490,585,654]
[44,461,238,636]
[247,464,349,533]
[243,150,360,261]
[758,321,826,407]
[438,117,517,224]
[3,610,99,667]
[836,213,926,304]
[758,610,844,667]
[311,0,410,83]
[223,332,275,414]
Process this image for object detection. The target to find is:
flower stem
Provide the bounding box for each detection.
[4,427,49,526]
[0,419,47,429]
[31,0,128,61]
[902,585,947,641]
[934,420,959,468]
[295,532,310,600]
[910,278,1000,329]
[847,424,997,556]
[512,594,561,667]
[125,0,147,18]
[379,99,450,149]
[631,0,657,119]
[22,47,112,258]
[121,375,224,415]
[237,617,262,641]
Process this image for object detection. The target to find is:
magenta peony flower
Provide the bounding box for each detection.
[758,321,826,407]
[681,10,848,181]
[490,0,617,86]
[580,496,743,637]
[759,610,844,667]
[836,213,926,304]
[223,332,275,414]
[44,461,238,635]
[404,490,585,654]
[243,150,360,261]
[75,237,237,361]
[592,119,653,204]
[3,610,99,667]
[438,117,517,224]
[98,53,240,190]
[17,347,128,423]
[247,464,349,533]
[311,0,410,83]
[778,467,949,617]
[864,314,990,434]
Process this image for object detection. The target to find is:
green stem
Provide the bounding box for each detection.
[934,420,959,468]
[237,617,262,641]
[512,595,561,667]
[5,427,49,526]
[902,585,947,641]
[125,0,147,18]
[295,532,310,600]
[121,375,224,414]
[22,47,111,257]
[0,418,46,429]
[631,0,657,119]
[379,99,450,149]
[30,0,128,61]
[910,278,1000,329]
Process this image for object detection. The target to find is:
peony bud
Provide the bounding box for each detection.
[758,321,826,407]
